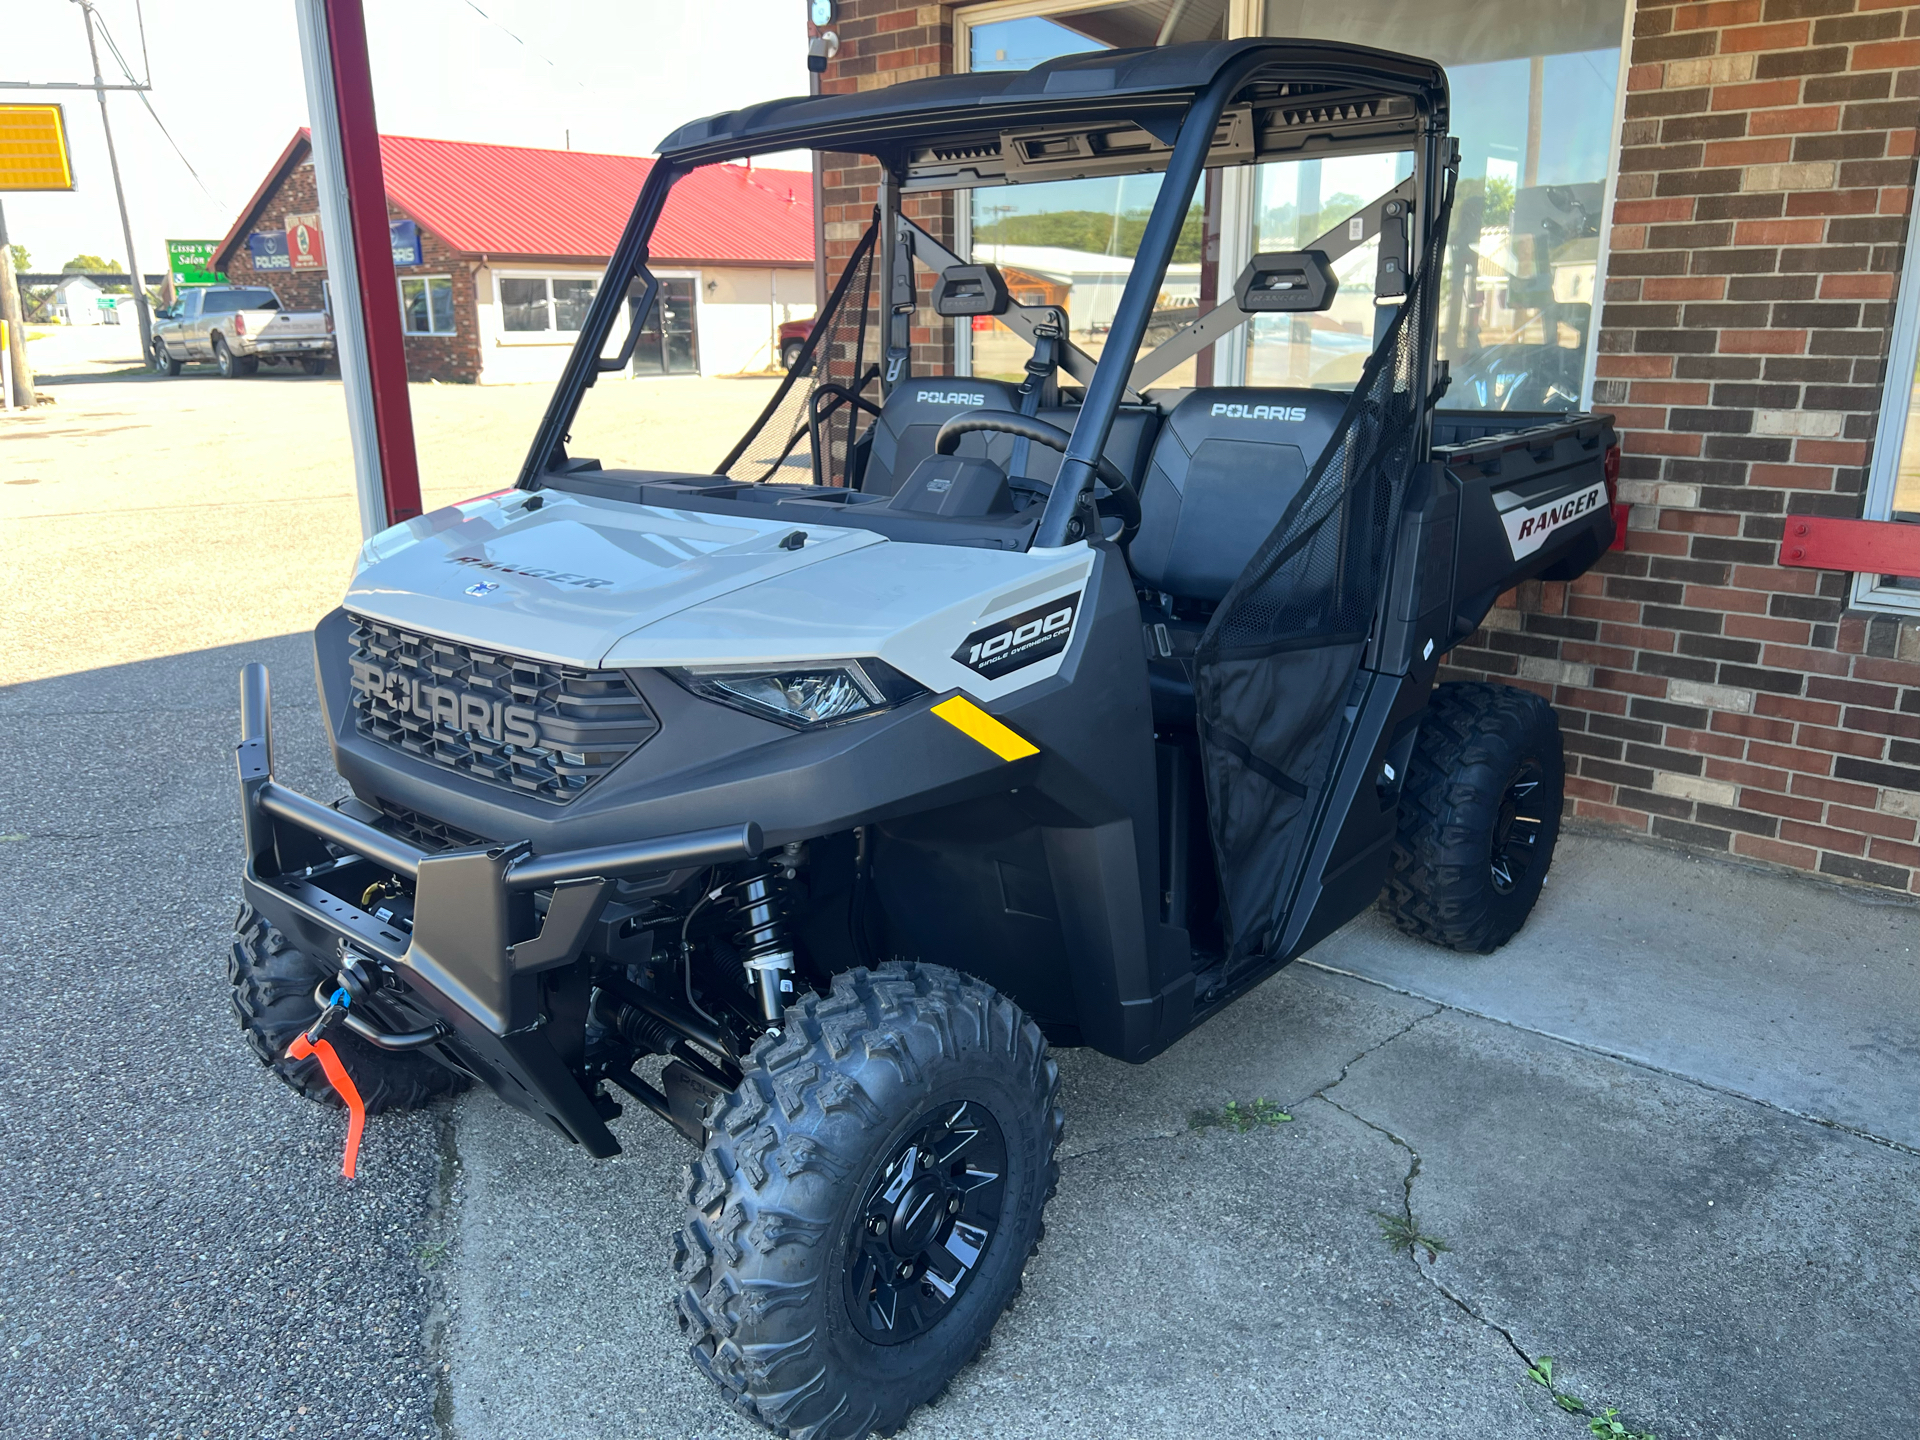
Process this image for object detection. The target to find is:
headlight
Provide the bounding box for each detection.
[669,658,925,729]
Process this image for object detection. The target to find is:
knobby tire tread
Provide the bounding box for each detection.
[1380,681,1564,953]
[674,962,1062,1440]
[228,904,466,1115]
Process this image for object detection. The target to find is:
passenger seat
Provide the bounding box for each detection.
[1129,388,1347,724]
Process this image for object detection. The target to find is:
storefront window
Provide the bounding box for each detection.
[957,0,1626,408]
[966,3,1226,385]
[500,277,549,333]
[399,276,455,336]
[1260,0,1624,409]
[498,275,598,335]
[553,278,597,332]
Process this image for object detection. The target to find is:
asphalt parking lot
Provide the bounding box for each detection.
[3,333,1916,1439]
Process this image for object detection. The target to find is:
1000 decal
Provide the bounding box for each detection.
[954,593,1080,680]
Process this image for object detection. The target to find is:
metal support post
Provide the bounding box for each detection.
[292,0,423,537]
[0,199,35,409]
[77,1,152,358]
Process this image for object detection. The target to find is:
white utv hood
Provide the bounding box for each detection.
[346,490,1096,700]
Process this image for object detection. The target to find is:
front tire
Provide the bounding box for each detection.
[676,962,1061,1440]
[1381,682,1565,952]
[781,338,806,371]
[150,339,181,376]
[229,904,466,1114]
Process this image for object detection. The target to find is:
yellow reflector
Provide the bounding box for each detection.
[931,696,1039,761]
[0,105,75,192]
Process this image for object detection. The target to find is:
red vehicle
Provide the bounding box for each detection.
[778,316,812,370]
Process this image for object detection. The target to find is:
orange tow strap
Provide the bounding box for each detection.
[287,1033,366,1179]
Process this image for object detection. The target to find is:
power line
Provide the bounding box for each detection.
[92,6,224,209]
[451,0,587,91]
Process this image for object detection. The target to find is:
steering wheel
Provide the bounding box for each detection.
[934,410,1140,545]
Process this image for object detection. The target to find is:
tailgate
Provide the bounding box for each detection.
[251,310,330,342]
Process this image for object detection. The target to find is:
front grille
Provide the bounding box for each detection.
[347,614,659,803]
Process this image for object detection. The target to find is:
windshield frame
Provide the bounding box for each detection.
[514,38,1452,551]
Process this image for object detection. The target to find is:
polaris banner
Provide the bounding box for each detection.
[247,231,291,271]
[390,219,422,268]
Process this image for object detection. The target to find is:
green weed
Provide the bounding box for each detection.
[1371,1209,1451,1263]
[1525,1358,1658,1439]
[1188,1098,1293,1132]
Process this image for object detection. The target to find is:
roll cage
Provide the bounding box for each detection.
[515,36,1454,552]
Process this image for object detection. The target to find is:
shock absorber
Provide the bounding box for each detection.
[720,844,803,1029]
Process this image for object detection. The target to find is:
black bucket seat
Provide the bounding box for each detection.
[1129,387,1348,724]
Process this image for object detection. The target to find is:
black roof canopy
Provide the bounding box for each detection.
[656,38,1449,186]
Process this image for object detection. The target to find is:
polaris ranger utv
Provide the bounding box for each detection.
[230,37,1619,1438]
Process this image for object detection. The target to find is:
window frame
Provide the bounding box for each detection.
[1851,192,1920,616]
[493,270,602,345]
[398,273,456,337]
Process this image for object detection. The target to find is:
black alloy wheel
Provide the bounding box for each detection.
[845,1100,1007,1344]
[677,962,1061,1440]
[1490,762,1551,894]
[1380,682,1565,953]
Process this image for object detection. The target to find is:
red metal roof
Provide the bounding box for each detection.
[214,130,812,270]
[376,133,813,263]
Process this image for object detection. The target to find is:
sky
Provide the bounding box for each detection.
[3,0,812,275]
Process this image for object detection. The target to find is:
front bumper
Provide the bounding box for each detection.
[235,662,757,1156]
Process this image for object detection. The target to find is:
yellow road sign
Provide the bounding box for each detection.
[0,104,75,192]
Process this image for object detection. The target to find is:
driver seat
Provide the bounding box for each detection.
[858,379,1025,496]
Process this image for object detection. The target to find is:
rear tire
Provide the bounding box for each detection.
[676,962,1061,1440]
[302,356,329,376]
[1381,682,1564,953]
[229,904,465,1114]
[213,336,239,378]
[781,338,806,371]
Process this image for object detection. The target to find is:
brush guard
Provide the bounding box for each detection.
[234,662,760,1157]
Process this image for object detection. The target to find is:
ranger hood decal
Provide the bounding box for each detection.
[346,491,884,665]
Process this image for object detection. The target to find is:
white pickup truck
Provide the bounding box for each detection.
[149,285,334,378]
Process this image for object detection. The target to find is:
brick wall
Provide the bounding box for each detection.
[817,3,956,374]
[1442,0,1920,897]
[218,154,482,383]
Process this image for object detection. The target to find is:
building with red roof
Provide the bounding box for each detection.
[211,130,814,384]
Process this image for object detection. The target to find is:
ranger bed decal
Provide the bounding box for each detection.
[1500,481,1608,561]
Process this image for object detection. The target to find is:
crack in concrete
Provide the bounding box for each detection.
[1308,1036,1570,1440]
[1300,958,1920,1159]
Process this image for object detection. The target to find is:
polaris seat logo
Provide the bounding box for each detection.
[1211,402,1307,421]
[954,593,1081,681]
[918,390,987,407]
[1502,481,1608,560]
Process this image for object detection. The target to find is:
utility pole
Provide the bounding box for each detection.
[0,198,35,408]
[76,0,152,356]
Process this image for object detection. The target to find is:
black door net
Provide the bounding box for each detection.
[715,215,881,486]
[1194,192,1454,965]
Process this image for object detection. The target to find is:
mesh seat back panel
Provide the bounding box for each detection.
[1193,198,1452,963]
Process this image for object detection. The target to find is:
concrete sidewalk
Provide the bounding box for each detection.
[2,640,1915,1440]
